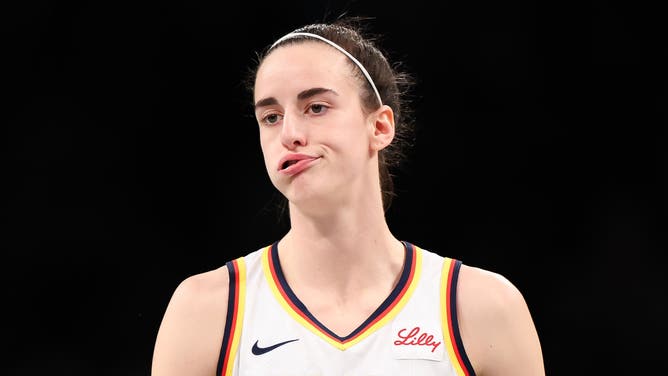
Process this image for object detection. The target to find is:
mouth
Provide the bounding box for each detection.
[281,159,299,170]
[278,154,320,176]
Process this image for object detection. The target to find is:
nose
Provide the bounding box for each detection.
[280,111,307,149]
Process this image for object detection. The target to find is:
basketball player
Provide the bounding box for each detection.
[151,18,545,376]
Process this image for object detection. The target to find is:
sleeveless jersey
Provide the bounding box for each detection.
[216,241,476,376]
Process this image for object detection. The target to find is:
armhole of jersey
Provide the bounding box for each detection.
[440,258,477,376]
[216,257,247,376]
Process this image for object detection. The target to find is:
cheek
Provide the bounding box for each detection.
[259,132,280,171]
[336,120,374,151]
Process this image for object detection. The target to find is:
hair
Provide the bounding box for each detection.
[244,16,417,216]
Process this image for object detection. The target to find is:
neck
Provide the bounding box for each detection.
[277,203,405,295]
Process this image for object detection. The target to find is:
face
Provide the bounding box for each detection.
[253,41,382,210]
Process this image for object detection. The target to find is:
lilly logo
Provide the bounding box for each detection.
[393,326,442,353]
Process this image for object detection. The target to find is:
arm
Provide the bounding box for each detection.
[457,265,545,376]
[151,266,229,376]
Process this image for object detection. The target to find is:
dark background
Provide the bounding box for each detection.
[6,0,666,375]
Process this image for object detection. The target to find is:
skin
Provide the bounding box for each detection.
[151,41,545,376]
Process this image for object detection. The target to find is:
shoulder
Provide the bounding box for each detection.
[457,264,526,318]
[151,264,231,376]
[455,264,545,376]
[168,248,259,307]
[172,264,231,307]
[160,264,233,325]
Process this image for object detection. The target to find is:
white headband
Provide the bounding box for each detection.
[270,32,383,106]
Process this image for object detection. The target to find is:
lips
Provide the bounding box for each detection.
[278,153,319,176]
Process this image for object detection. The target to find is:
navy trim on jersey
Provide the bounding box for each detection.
[449,260,477,376]
[270,241,414,342]
[216,260,238,376]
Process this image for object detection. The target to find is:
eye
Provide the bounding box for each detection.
[260,112,283,126]
[307,103,328,115]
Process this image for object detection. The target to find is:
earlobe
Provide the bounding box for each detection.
[371,105,395,151]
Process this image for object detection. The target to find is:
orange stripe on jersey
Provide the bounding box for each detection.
[217,257,247,376]
[440,258,476,376]
[262,242,422,351]
[264,245,324,337]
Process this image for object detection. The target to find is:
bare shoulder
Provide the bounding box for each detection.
[456,264,545,376]
[151,265,231,376]
[458,264,527,316]
[171,265,231,309]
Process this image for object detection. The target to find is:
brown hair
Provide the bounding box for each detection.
[245,17,416,213]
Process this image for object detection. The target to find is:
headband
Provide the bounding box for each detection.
[270,32,383,106]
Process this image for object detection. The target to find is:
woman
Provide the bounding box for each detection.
[152,18,545,376]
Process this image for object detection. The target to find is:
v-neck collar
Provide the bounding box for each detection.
[260,241,422,350]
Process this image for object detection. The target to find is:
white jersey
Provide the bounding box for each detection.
[216,241,476,376]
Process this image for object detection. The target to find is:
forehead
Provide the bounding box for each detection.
[254,42,357,101]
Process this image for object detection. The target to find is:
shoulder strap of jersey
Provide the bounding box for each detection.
[216,257,247,376]
[440,257,477,376]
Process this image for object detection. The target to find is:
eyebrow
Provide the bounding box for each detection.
[254,87,339,109]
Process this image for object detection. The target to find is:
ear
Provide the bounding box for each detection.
[369,105,395,151]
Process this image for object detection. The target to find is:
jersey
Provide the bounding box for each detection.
[216,241,476,376]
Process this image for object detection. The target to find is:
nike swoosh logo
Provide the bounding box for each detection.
[251,338,299,355]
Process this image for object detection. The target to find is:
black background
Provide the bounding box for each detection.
[6,0,666,375]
